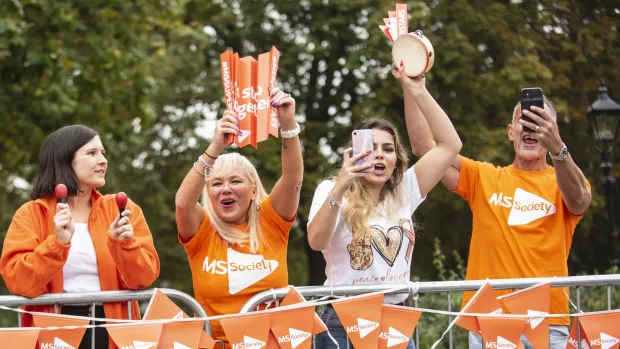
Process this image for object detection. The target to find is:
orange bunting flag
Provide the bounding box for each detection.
[158,320,205,349]
[279,287,328,335]
[270,305,315,349]
[220,313,274,349]
[0,328,40,349]
[478,316,527,349]
[143,289,216,349]
[219,47,280,149]
[33,313,90,349]
[566,318,591,349]
[106,323,163,349]
[378,305,421,349]
[578,310,620,349]
[332,294,384,349]
[499,282,551,349]
[455,282,503,334]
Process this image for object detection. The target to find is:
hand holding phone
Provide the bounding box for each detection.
[520,87,544,133]
[352,129,375,173]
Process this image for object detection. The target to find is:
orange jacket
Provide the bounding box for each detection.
[0,190,160,349]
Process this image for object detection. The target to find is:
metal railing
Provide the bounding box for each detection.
[0,288,212,349]
[240,274,620,349]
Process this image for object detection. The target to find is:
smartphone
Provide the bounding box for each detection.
[520,87,544,133]
[352,129,375,173]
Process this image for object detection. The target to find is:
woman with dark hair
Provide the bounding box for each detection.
[308,66,462,349]
[0,125,160,349]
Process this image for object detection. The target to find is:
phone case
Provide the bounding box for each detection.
[520,87,544,133]
[352,130,375,173]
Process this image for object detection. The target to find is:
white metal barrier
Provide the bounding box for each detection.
[0,288,218,349]
[239,275,620,349]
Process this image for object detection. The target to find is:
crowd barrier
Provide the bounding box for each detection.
[0,288,213,349]
[240,274,620,349]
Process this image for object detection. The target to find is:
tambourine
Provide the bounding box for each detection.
[392,30,435,77]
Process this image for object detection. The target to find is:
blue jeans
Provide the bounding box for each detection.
[315,305,416,349]
[468,326,569,349]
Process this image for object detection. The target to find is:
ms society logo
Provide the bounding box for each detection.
[202,248,279,294]
[488,188,556,226]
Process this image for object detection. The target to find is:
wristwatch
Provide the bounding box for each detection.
[549,143,569,161]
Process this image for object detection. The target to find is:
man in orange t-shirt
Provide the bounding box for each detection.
[404,92,591,348]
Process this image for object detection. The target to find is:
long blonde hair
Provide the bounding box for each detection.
[334,118,409,246]
[202,153,268,252]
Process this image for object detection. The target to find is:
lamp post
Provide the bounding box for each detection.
[587,79,620,267]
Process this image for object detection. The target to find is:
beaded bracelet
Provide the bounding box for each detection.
[327,191,343,209]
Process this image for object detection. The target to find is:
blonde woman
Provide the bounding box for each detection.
[307,66,462,349]
[174,87,303,346]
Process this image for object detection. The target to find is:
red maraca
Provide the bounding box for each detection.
[55,184,68,204]
[115,192,128,215]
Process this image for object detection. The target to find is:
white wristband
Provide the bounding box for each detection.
[280,123,301,138]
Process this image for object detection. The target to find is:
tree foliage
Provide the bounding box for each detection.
[1,0,619,325]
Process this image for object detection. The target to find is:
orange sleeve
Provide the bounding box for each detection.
[259,196,295,245]
[0,203,70,298]
[453,156,481,202]
[107,199,160,290]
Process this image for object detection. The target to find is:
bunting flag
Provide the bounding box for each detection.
[106,323,163,349]
[577,311,620,349]
[219,47,280,149]
[270,305,315,349]
[478,316,528,349]
[566,318,591,349]
[157,320,205,349]
[0,328,40,349]
[499,282,551,349]
[33,313,90,349]
[332,294,384,349]
[142,289,216,349]
[279,287,328,335]
[220,312,274,349]
[455,282,503,334]
[378,304,421,349]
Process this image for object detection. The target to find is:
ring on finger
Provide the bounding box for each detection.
[535,125,540,132]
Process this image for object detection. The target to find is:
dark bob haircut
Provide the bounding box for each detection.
[30,125,99,200]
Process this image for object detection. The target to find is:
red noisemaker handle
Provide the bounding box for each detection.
[55,184,68,204]
[115,192,128,215]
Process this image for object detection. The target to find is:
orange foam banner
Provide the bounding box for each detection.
[499,282,551,349]
[578,310,620,349]
[454,282,503,334]
[332,294,384,349]
[220,312,274,349]
[143,289,215,349]
[33,313,90,349]
[0,327,40,349]
[378,305,421,349]
[106,323,163,349]
[270,305,315,349]
[219,47,280,149]
[478,316,527,349]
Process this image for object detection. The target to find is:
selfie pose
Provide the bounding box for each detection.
[0,125,160,349]
[175,87,303,346]
[308,64,462,349]
[408,88,591,349]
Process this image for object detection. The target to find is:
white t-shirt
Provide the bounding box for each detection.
[308,166,426,304]
[63,223,101,293]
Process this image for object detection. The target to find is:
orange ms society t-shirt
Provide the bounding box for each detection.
[455,157,589,326]
[181,196,294,344]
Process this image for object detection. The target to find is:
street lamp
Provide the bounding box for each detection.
[587,79,620,267]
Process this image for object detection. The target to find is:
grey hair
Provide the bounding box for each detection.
[512,96,557,123]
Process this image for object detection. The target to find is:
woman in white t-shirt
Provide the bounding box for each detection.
[307,65,462,349]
